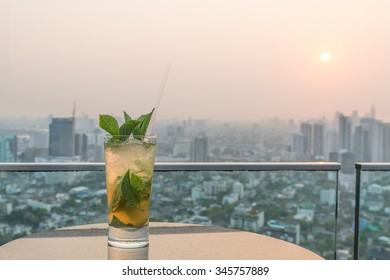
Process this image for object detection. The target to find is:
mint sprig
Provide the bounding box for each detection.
[110,170,150,212]
[99,108,155,141]
[133,108,155,139]
[99,115,120,136]
[111,215,133,227]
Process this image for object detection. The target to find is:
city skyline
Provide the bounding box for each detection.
[1,105,389,165]
[1,1,390,122]
[0,103,383,125]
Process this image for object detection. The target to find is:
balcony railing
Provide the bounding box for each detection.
[354,163,390,260]
[0,162,340,172]
[0,162,340,259]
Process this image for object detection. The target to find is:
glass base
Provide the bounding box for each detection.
[108,245,149,260]
[108,224,149,249]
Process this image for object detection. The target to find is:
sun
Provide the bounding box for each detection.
[321,52,331,62]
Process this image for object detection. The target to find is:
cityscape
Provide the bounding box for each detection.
[1,106,390,259]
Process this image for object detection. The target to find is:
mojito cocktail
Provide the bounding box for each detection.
[104,135,156,248]
[100,109,156,249]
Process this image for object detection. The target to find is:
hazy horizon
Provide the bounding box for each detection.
[1,1,390,122]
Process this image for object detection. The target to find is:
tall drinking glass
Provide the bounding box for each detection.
[104,134,157,248]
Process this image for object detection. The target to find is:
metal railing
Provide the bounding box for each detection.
[0,161,341,259]
[0,162,341,172]
[354,162,390,259]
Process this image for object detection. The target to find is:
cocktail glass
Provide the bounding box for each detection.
[104,134,157,248]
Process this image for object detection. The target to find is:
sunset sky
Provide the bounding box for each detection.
[1,0,390,122]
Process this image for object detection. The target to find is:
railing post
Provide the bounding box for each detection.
[334,170,339,260]
[354,163,361,260]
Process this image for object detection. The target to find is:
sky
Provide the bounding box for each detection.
[1,0,390,123]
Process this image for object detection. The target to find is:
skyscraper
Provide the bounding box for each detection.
[190,134,208,162]
[355,118,382,162]
[382,123,390,162]
[313,122,325,159]
[74,133,88,161]
[49,117,75,157]
[0,135,17,162]
[292,133,304,155]
[338,114,352,151]
[300,122,312,158]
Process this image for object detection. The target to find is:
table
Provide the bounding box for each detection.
[0,222,324,260]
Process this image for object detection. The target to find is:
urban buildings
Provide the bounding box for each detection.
[0,136,17,162]
[49,117,75,157]
[1,106,390,259]
[190,134,209,162]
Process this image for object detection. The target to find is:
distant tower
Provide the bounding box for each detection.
[0,136,17,162]
[354,117,382,161]
[338,114,352,151]
[370,104,376,119]
[49,118,75,156]
[382,123,390,162]
[292,133,304,155]
[312,123,325,159]
[300,122,312,157]
[74,133,88,161]
[190,134,208,162]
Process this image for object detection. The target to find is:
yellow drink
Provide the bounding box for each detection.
[104,135,156,248]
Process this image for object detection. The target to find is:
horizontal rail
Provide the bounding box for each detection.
[355,162,390,171]
[0,162,340,172]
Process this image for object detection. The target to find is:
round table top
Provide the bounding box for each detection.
[0,222,324,260]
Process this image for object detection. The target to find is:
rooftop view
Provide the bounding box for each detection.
[1,0,390,262]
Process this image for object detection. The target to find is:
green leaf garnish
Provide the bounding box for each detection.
[99,115,120,138]
[110,170,150,212]
[99,108,154,141]
[124,111,132,122]
[119,120,140,141]
[133,108,155,139]
[110,180,123,212]
[111,215,133,227]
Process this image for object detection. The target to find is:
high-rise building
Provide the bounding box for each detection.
[313,122,325,159]
[354,124,370,161]
[49,117,75,157]
[338,114,352,151]
[0,135,17,162]
[325,130,339,161]
[74,133,88,161]
[300,122,312,157]
[292,133,303,155]
[382,123,390,161]
[190,134,208,162]
[355,118,383,161]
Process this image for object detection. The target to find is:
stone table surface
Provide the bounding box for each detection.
[0,222,324,260]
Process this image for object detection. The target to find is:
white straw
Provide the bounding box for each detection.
[146,63,171,135]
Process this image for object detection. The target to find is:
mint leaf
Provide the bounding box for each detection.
[119,120,140,141]
[110,183,123,212]
[131,173,150,202]
[111,171,149,212]
[120,171,140,208]
[124,111,132,122]
[111,215,133,227]
[130,173,144,194]
[99,108,154,141]
[119,170,132,199]
[133,108,155,139]
[99,115,120,138]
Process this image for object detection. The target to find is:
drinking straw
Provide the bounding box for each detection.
[146,63,171,135]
